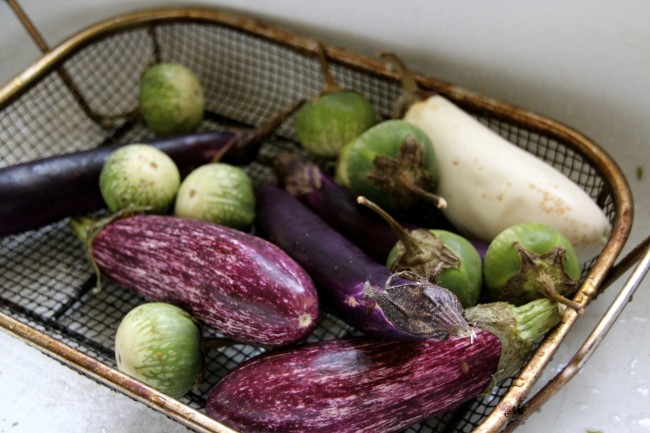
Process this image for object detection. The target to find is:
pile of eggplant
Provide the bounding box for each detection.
[0,51,612,433]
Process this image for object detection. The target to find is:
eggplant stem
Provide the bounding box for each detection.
[209,130,246,163]
[366,134,447,210]
[380,52,429,118]
[537,274,584,314]
[398,173,448,209]
[380,52,420,94]
[70,215,105,293]
[315,42,340,93]
[273,152,322,196]
[70,206,153,294]
[253,98,305,141]
[364,272,471,339]
[356,196,422,255]
[214,98,304,163]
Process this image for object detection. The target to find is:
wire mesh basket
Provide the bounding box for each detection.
[0,5,637,433]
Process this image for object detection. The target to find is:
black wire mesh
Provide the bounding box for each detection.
[0,16,618,433]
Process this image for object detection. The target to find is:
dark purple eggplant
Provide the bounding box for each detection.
[273,152,488,262]
[70,213,319,347]
[0,101,301,237]
[205,299,563,433]
[273,152,404,263]
[254,184,470,341]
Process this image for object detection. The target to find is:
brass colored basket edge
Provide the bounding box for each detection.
[0,312,237,433]
[0,6,635,433]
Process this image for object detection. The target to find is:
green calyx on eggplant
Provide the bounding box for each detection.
[295,43,376,157]
[336,120,446,214]
[465,298,565,385]
[358,196,481,308]
[483,222,583,313]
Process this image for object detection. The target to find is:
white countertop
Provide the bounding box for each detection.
[1,1,649,432]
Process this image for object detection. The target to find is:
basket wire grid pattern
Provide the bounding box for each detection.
[0,14,621,433]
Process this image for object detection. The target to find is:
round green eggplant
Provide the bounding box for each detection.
[174,162,255,230]
[115,302,203,398]
[335,120,441,213]
[483,222,582,310]
[295,91,376,157]
[386,229,482,308]
[99,143,180,214]
[139,62,205,135]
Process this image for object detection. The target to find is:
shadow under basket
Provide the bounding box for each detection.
[0,5,637,433]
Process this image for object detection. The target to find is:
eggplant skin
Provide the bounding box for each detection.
[0,130,240,237]
[91,215,319,347]
[206,328,501,433]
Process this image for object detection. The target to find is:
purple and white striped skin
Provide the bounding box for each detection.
[254,184,470,341]
[85,214,320,347]
[206,298,564,432]
[206,328,501,433]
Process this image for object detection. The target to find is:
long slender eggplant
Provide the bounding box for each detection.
[273,152,403,263]
[0,101,301,237]
[205,299,563,433]
[254,184,470,341]
[273,152,488,262]
[70,213,319,347]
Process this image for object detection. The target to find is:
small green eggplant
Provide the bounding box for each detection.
[295,43,376,157]
[336,120,445,214]
[115,302,203,398]
[483,222,583,312]
[139,62,205,135]
[174,162,255,230]
[358,196,481,308]
[99,143,181,214]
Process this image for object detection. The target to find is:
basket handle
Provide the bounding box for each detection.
[502,234,650,432]
[5,0,52,53]
[4,0,137,129]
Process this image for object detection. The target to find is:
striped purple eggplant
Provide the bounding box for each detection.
[70,214,319,347]
[205,299,563,433]
[0,100,300,237]
[254,184,470,341]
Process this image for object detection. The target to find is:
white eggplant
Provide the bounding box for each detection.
[403,94,610,263]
